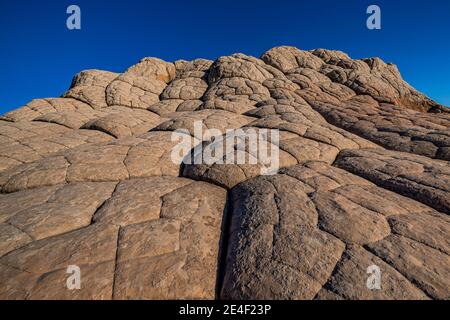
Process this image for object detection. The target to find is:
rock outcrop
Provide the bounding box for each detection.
[0,46,449,300]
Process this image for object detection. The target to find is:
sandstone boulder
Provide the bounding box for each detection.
[0,46,448,300]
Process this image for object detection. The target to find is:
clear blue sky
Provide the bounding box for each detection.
[1,0,449,114]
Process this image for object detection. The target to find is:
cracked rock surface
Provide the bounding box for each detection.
[0,46,449,300]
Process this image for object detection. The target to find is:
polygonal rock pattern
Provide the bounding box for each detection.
[64,70,119,108]
[81,106,164,138]
[0,121,113,172]
[105,58,175,109]
[335,148,450,214]
[221,163,449,300]
[308,95,450,160]
[0,46,449,300]
[1,98,96,122]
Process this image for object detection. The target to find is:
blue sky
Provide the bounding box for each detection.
[0,0,449,114]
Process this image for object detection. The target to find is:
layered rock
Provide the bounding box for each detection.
[0,46,448,300]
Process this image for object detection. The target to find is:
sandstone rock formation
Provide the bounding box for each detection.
[0,46,449,300]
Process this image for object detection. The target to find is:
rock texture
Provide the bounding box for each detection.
[0,46,449,300]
